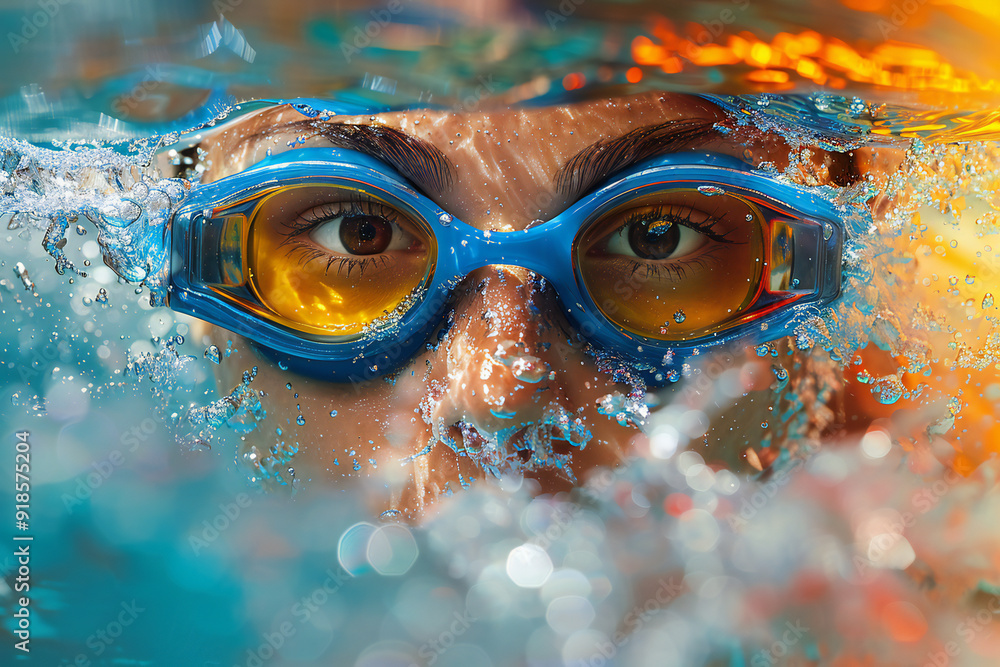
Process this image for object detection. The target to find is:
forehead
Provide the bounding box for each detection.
[198,92,728,226]
[204,91,725,170]
[195,91,839,227]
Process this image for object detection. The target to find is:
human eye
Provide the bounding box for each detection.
[281,198,422,277]
[602,202,739,276]
[575,188,764,340]
[246,187,435,336]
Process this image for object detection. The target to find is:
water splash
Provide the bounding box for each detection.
[0,135,185,306]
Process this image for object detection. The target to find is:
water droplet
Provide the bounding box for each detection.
[285,382,292,390]
[95,288,108,304]
[330,410,338,417]
[697,185,725,196]
[673,309,686,324]
[983,293,995,309]
[856,369,872,384]
[296,415,306,426]
[745,213,753,221]
[13,262,34,291]
[949,275,959,286]
[966,275,976,285]
[438,212,453,226]
[761,421,768,428]
[823,222,834,240]
[204,345,221,364]
[755,344,769,357]
[772,365,789,389]
[870,375,905,405]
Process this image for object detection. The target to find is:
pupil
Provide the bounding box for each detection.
[340,215,391,255]
[628,219,679,259]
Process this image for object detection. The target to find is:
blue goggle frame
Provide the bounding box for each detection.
[168,104,844,385]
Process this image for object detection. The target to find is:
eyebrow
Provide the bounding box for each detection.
[554,118,720,199]
[244,119,457,194]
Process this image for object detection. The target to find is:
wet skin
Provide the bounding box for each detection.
[182,91,898,517]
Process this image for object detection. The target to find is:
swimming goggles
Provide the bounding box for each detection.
[167,112,844,385]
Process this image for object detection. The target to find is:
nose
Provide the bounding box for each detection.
[431,265,585,438]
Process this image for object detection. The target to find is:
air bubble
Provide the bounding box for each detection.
[870,375,905,405]
[772,365,789,389]
[204,345,221,364]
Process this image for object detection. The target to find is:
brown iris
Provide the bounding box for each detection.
[628,219,680,259]
[246,185,436,336]
[340,216,393,255]
[575,188,764,341]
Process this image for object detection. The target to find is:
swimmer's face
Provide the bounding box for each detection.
[189,92,879,515]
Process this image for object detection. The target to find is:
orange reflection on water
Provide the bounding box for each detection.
[631,17,1000,96]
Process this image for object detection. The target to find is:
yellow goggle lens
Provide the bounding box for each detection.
[575,187,765,341]
[247,185,435,336]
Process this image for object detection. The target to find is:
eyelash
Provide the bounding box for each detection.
[277,194,399,278]
[614,204,737,281]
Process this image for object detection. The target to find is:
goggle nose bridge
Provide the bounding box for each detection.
[439,217,579,284]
